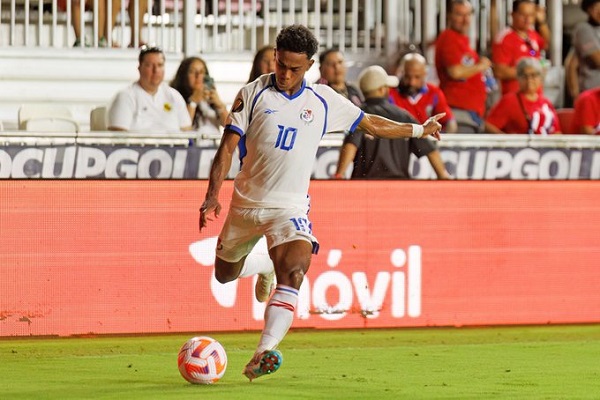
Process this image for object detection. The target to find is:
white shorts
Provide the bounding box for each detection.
[216,206,319,263]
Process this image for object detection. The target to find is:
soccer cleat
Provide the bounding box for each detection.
[255,271,275,302]
[243,349,283,382]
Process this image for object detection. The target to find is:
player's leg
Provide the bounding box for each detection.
[243,207,318,381]
[243,239,312,381]
[260,239,312,349]
[214,208,275,301]
[215,243,275,302]
[237,240,276,302]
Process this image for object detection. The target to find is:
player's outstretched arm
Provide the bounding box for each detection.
[358,112,445,140]
[199,131,240,232]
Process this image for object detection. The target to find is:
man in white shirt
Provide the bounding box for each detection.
[199,24,444,382]
[108,46,192,133]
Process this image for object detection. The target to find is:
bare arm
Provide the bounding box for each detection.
[535,6,551,50]
[199,131,240,231]
[484,121,504,134]
[334,142,358,179]
[426,150,451,179]
[582,125,597,135]
[444,119,458,134]
[565,48,580,98]
[358,113,444,140]
[447,57,492,80]
[493,63,516,80]
[207,89,229,126]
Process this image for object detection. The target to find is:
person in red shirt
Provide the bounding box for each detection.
[390,53,457,133]
[485,57,560,135]
[435,0,491,132]
[492,0,551,95]
[572,87,600,135]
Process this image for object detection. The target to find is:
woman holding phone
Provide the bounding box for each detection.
[171,57,228,143]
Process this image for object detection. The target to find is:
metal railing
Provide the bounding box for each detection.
[1,0,565,63]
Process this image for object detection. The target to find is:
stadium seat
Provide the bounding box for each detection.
[90,106,108,131]
[18,104,79,132]
[23,117,79,133]
[556,108,577,134]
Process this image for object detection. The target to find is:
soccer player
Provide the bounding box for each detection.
[199,24,443,382]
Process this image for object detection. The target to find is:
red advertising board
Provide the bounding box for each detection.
[1,180,599,337]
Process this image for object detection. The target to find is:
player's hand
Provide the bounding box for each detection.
[423,113,445,140]
[199,196,221,232]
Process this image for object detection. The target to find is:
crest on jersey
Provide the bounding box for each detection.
[231,97,244,113]
[461,55,475,66]
[300,108,314,123]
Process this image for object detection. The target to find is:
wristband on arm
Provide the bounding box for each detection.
[411,124,424,138]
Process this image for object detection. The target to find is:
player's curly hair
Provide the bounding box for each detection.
[275,25,319,59]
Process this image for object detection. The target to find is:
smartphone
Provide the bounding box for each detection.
[204,75,215,90]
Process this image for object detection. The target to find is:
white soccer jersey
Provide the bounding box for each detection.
[108,82,191,133]
[226,74,364,209]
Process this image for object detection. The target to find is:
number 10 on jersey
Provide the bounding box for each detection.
[275,125,298,151]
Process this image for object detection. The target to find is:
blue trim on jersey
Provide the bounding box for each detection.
[249,80,275,125]
[306,87,328,138]
[349,111,365,133]
[238,134,247,168]
[275,79,307,100]
[225,124,244,136]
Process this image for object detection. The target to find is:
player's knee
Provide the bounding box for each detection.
[288,267,305,288]
[214,258,242,284]
[214,268,235,284]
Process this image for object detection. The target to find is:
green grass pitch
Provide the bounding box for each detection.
[1,325,600,399]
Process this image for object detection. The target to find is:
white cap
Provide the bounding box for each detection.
[358,65,399,93]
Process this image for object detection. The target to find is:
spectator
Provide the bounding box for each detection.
[492,0,551,95]
[110,0,148,47]
[390,52,457,133]
[572,87,600,134]
[485,57,560,135]
[171,57,228,141]
[72,0,107,47]
[248,45,276,83]
[435,0,491,133]
[318,48,364,106]
[571,0,600,94]
[334,65,450,180]
[108,46,191,132]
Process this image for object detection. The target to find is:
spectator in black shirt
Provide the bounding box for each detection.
[334,65,450,180]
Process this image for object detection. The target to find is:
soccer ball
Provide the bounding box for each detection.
[177,336,228,384]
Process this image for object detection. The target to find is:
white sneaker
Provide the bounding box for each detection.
[255,271,275,302]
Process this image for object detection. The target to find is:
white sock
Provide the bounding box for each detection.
[238,251,274,278]
[256,284,298,353]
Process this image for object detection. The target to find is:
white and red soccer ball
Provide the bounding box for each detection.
[177,336,227,384]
